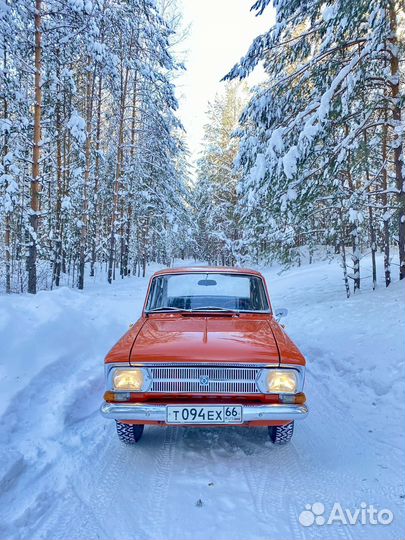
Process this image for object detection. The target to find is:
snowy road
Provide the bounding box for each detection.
[0,257,404,539]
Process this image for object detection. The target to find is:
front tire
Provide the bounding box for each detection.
[116,421,144,444]
[268,422,294,445]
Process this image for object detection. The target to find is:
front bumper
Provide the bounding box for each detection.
[100,401,308,423]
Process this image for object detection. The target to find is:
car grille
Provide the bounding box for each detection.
[148,365,261,394]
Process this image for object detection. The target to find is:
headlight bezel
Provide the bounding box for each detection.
[107,366,152,392]
[256,367,304,394]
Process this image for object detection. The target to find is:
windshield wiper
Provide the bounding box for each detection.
[189,306,240,313]
[147,306,267,314]
[147,306,190,313]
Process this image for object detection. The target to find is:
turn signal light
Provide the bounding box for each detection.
[104,391,131,402]
[279,392,306,404]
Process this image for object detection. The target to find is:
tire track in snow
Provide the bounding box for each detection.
[242,440,287,520]
[238,374,356,540]
[296,365,386,539]
[248,442,312,540]
[291,434,354,537]
[33,421,115,539]
[144,426,179,538]
[282,443,335,540]
[77,437,126,538]
[280,391,354,540]
[215,426,297,539]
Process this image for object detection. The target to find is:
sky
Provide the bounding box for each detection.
[175,0,273,171]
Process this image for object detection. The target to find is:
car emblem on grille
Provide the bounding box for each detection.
[199,375,209,386]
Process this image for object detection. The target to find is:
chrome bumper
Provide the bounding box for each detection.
[100,401,308,423]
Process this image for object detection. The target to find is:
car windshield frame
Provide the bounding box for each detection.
[145,272,271,314]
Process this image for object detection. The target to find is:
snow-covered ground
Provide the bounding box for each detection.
[0,255,404,539]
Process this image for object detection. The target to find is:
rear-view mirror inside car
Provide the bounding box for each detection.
[197,279,217,286]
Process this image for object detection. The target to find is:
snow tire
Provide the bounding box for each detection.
[116,421,144,444]
[268,421,294,445]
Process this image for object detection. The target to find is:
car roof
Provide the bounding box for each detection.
[151,266,264,278]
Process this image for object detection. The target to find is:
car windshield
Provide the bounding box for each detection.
[146,272,270,313]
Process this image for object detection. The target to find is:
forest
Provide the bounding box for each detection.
[0,0,404,297]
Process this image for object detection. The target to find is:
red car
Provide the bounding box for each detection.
[101,267,308,444]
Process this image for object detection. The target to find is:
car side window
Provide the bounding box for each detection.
[251,278,269,311]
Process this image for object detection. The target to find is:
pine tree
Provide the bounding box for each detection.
[225,0,404,292]
[194,82,248,265]
[0,0,191,293]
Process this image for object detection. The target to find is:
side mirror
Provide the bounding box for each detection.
[275,308,288,322]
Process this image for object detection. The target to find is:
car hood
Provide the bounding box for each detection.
[129,315,280,365]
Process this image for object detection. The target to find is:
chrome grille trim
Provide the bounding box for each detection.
[128,362,280,368]
[149,365,261,394]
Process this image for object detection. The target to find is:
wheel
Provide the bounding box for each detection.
[268,421,294,445]
[115,421,144,444]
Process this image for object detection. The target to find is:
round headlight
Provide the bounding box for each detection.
[267,370,298,394]
[113,368,145,391]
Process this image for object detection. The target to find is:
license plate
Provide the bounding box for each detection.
[166,405,243,424]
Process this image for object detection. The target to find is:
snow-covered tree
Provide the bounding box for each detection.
[193,82,248,265]
[0,0,190,293]
[225,0,404,294]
